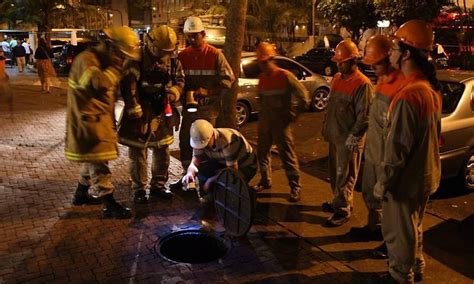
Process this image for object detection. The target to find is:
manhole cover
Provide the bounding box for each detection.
[156,230,229,264]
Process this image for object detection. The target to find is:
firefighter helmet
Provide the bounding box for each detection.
[256,42,276,62]
[190,119,214,149]
[362,35,393,65]
[331,39,359,63]
[147,25,177,51]
[394,20,434,51]
[183,16,205,33]
[103,26,140,60]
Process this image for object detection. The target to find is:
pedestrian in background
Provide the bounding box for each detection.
[65,26,141,219]
[12,41,26,73]
[374,20,441,283]
[349,35,405,243]
[34,38,56,93]
[321,39,374,227]
[119,25,184,204]
[0,50,10,104]
[171,16,235,190]
[21,39,32,65]
[253,42,310,203]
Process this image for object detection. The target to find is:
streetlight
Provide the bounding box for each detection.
[107,8,123,26]
[312,0,317,38]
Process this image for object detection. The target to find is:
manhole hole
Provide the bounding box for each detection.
[156,230,229,264]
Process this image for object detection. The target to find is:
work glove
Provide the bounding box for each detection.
[166,86,180,102]
[345,134,360,152]
[373,182,386,201]
[182,162,199,187]
[126,104,143,119]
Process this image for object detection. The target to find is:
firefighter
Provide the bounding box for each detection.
[374,20,441,283]
[182,119,257,192]
[170,16,235,190]
[253,42,310,203]
[322,39,374,226]
[118,25,184,204]
[349,35,405,241]
[65,26,140,219]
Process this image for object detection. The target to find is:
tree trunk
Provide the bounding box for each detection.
[218,0,248,128]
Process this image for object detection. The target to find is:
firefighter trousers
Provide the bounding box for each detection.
[257,119,301,190]
[129,146,170,191]
[328,142,362,217]
[178,112,217,170]
[361,161,383,229]
[78,162,114,197]
[383,191,428,283]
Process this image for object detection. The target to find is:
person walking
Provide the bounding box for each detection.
[171,16,235,190]
[12,41,26,73]
[34,38,56,93]
[374,20,441,283]
[349,35,405,241]
[21,40,32,65]
[321,39,374,227]
[65,26,141,219]
[118,25,184,204]
[253,42,310,202]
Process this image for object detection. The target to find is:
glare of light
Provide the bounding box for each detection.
[10,3,15,6]
[56,4,65,9]
[109,13,113,17]
[295,25,300,30]
[377,20,390,28]
[152,6,157,11]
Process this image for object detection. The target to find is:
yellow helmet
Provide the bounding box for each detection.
[147,25,177,52]
[103,26,140,60]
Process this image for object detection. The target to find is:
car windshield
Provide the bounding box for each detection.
[439,81,465,114]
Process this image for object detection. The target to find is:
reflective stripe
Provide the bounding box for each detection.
[66,151,118,161]
[104,68,119,84]
[185,70,217,76]
[260,89,287,96]
[78,66,100,88]
[68,78,81,90]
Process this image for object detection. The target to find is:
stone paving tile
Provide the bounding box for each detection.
[0,78,362,283]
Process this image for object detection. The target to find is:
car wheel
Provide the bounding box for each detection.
[461,150,474,190]
[236,101,250,127]
[324,65,334,76]
[311,88,330,112]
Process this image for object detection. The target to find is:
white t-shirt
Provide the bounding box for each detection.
[22,42,30,54]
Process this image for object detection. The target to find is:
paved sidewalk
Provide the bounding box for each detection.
[0,69,364,283]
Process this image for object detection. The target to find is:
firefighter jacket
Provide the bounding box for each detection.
[323,68,374,144]
[118,48,184,149]
[177,42,235,119]
[257,67,310,122]
[365,70,405,163]
[376,72,441,200]
[65,43,121,162]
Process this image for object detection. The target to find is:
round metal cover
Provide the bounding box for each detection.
[213,168,254,236]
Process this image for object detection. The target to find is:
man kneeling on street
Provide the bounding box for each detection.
[182,120,257,197]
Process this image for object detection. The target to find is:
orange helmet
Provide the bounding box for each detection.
[331,39,359,63]
[394,20,433,51]
[256,42,276,61]
[362,35,393,65]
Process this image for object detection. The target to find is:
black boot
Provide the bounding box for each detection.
[169,179,183,191]
[133,189,148,204]
[149,186,173,200]
[289,188,301,202]
[72,183,101,205]
[101,194,132,219]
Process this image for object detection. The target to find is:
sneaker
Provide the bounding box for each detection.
[72,183,101,206]
[149,186,173,200]
[252,183,272,192]
[322,201,334,213]
[324,213,350,227]
[372,242,388,259]
[288,188,301,202]
[133,189,148,204]
[169,179,183,191]
[349,226,383,241]
[102,202,132,219]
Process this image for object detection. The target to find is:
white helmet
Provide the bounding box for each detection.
[183,16,205,33]
[190,119,214,149]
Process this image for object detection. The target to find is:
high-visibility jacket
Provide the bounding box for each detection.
[65,43,121,162]
[118,48,185,149]
[377,72,441,199]
[365,69,405,163]
[178,42,234,118]
[258,67,310,122]
[0,57,6,80]
[323,68,374,143]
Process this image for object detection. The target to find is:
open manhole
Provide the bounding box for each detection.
[156,230,229,264]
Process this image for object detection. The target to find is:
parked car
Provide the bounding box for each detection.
[437,70,474,190]
[236,54,331,127]
[54,41,99,74]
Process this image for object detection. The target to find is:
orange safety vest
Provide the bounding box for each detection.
[178,43,218,77]
[0,58,6,80]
